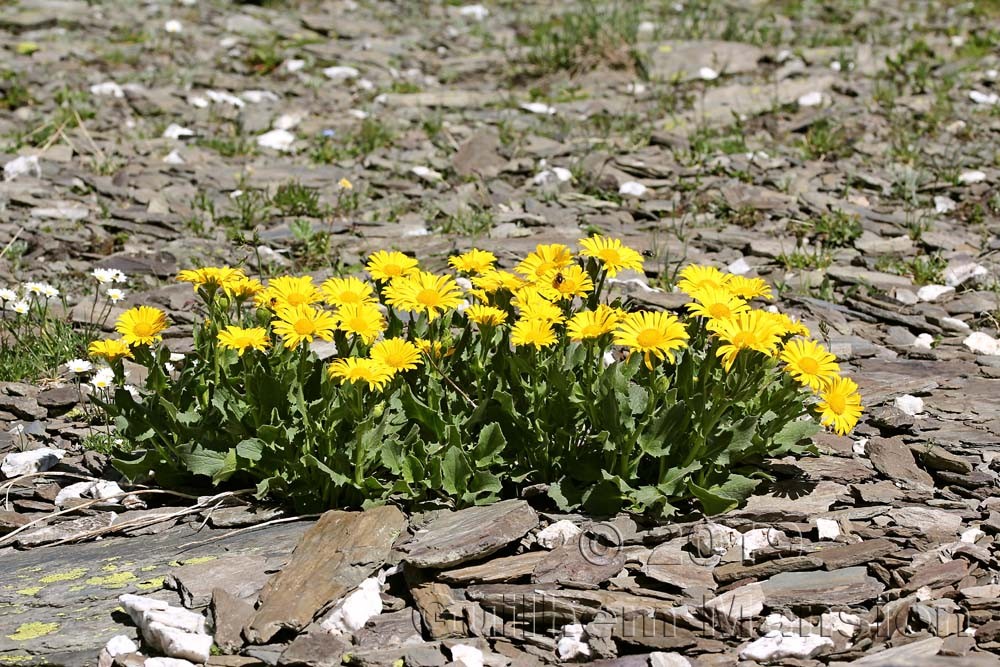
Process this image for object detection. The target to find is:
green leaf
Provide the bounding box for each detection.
[688,474,761,515]
[472,423,506,466]
[441,447,471,496]
[627,384,648,415]
[236,438,265,462]
[772,419,821,449]
[182,445,229,479]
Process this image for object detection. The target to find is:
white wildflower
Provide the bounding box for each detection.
[66,359,94,374]
[11,300,29,314]
[106,288,125,303]
[0,288,16,302]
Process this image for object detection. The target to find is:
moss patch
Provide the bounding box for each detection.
[38,567,88,584]
[169,555,217,567]
[15,586,43,596]
[136,576,165,590]
[85,571,137,588]
[7,621,59,641]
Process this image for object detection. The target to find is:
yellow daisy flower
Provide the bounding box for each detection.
[116,306,169,347]
[449,249,497,274]
[258,276,322,309]
[614,310,689,368]
[335,302,385,344]
[366,250,419,282]
[567,305,620,341]
[465,304,508,327]
[370,337,422,372]
[685,286,750,321]
[327,357,393,391]
[271,303,337,349]
[709,310,785,371]
[513,288,566,323]
[726,275,773,300]
[676,265,731,296]
[779,339,841,391]
[579,236,644,277]
[321,276,376,308]
[542,265,593,300]
[816,376,863,435]
[473,269,529,294]
[383,271,463,321]
[217,326,271,355]
[177,266,246,290]
[516,243,573,281]
[223,277,265,299]
[414,338,455,359]
[762,311,811,338]
[511,318,557,349]
[88,338,133,361]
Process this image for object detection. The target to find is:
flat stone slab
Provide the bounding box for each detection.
[397,500,538,569]
[245,506,406,643]
[0,520,309,661]
[761,566,885,607]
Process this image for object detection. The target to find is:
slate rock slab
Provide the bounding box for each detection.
[761,566,885,607]
[397,499,538,569]
[245,505,406,643]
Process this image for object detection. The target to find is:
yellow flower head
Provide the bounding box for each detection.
[465,304,508,327]
[370,337,422,372]
[271,303,337,349]
[726,275,773,300]
[217,326,271,355]
[338,177,353,190]
[676,265,731,296]
[321,276,376,308]
[779,339,841,392]
[327,357,393,391]
[383,271,463,321]
[335,302,385,344]
[177,266,247,291]
[449,249,497,274]
[223,277,265,299]
[258,276,322,309]
[579,236,644,277]
[567,305,620,341]
[816,376,863,435]
[473,269,528,294]
[366,250,419,282]
[511,318,558,349]
[542,265,593,300]
[686,286,750,321]
[116,306,168,347]
[513,288,566,324]
[710,310,785,371]
[88,338,133,361]
[762,311,810,338]
[614,310,689,368]
[516,244,573,281]
[414,338,455,359]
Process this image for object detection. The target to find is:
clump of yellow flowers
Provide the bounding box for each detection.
[90,236,862,516]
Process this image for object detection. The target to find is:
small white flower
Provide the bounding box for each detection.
[41,284,59,299]
[67,359,94,374]
[23,282,45,295]
[0,288,16,302]
[123,384,140,399]
[164,362,176,374]
[92,367,115,389]
[106,288,125,303]
[93,268,116,284]
[11,300,29,314]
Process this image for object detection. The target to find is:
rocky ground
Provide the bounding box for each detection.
[3,0,1000,665]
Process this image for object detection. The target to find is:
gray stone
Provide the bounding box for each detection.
[761,567,885,606]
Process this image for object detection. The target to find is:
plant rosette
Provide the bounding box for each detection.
[91,238,863,516]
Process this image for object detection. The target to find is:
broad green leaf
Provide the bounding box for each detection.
[472,423,506,465]
[688,474,760,515]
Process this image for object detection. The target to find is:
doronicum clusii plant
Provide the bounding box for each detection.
[90,238,863,516]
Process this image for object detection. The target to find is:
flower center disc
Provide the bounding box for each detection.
[798,357,820,374]
[294,318,314,335]
[708,303,730,319]
[636,329,662,348]
[732,331,756,348]
[286,293,307,306]
[599,249,621,264]
[133,323,153,337]
[828,394,847,414]
[416,288,441,307]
